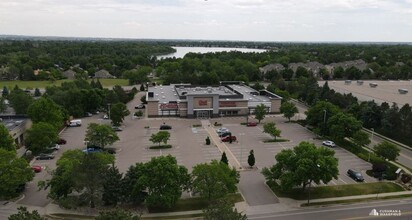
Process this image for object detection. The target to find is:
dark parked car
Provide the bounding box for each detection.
[160,124,172,130]
[247,122,258,127]
[135,104,145,109]
[56,138,67,145]
[36,153,55,160]
[220,132,232,138]
[82,148,103,153]
[347,169,364,182]
[222,135,237,142]
[83,145,116,154]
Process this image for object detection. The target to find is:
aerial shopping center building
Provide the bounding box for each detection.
[146,81,282,118]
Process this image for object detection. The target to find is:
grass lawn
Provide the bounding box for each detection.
[0,79,129,89]
[149,145,172,149]
[301,194,412,207]
[263,139,289,143]
[268,181,405,200]
[149,193,243,213]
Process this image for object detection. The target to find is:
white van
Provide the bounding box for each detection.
[69,119,82,127]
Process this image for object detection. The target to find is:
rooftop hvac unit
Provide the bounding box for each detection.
[224,89,229,93]
[196,87,201,91]
[369,83,378,88]
[398,88,408,94]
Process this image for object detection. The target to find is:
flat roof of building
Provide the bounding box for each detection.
[318,80,412,106]
[147,84,277,104]
[0,117,27,131]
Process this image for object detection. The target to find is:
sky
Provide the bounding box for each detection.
[0,0,411,42]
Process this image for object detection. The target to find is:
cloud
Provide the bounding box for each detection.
[0,0,411,41]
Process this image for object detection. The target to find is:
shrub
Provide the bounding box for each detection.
[205,137,211,145]
[401,174,411,184]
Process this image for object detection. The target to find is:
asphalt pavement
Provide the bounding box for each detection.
[248,199,412,220]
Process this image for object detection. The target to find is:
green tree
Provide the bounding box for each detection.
[96,209,140,220]
[44,150,85,199]
[85,123,120,148]
[327,112,362,140]
[28,97,65,129]
[280,101,298,122]
[0,97,6,113]
[140,96,147,104]
[206,136,211,145]
[134,110,143,117]
[263,122,281,141]
[2,86,9,97]
[34,88,41,97]
[254,104,267,123]
[25,122,58,154]
[220,152,228,165]
[122,162,147,204]
[8,206,46,220]
[149,131,170,147]
[110,102,130,126]
[8,89,33,114]
[262,142,339,191]
[0,124,15,151]
[75,153,115,208]
[203,198,247,220]
[305,101,341,135]
[374,141,400,161]
[352,130,371,146]
[192,160,239,201]
[102,164,123,206]
[248,150,255,167]
[122,68,150,85]
[140,84,145,91]
[141,155,190,208]
[0,149,34,199]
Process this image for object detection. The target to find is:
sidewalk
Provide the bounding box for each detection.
[298,190,412,205]
[202,120,242,170]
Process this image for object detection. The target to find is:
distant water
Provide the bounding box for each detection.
[157,46,266,59]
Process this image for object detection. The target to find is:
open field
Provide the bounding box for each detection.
[319,80,412,106]
[0,79,129,89]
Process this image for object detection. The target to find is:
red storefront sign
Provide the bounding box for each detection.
[198,100,208,106]
[219,101,237,107]
[160,103,178,109]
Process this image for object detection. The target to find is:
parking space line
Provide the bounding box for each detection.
[339,177,347,184]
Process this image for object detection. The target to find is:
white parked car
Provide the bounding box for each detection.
[216,127,229,135]
[49,144,60,151]
[322,140,336,148]
[103,114,109,119]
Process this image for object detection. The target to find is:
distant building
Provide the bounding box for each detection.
[259,63,285,74]
[62,69,77,80]
[146,81,282,118]
[0,116,31,146]
[93,69,115,79]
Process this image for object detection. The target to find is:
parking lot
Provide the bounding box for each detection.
[20,91,377,208]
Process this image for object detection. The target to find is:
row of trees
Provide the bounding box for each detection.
[0,124,34,199]
[0,40,174,80]
[42,152,239,209]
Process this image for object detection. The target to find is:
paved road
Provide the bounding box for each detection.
[248,199,412,220]
[368,133,412,170]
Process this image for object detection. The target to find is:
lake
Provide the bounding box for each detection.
[157,46,266,59]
